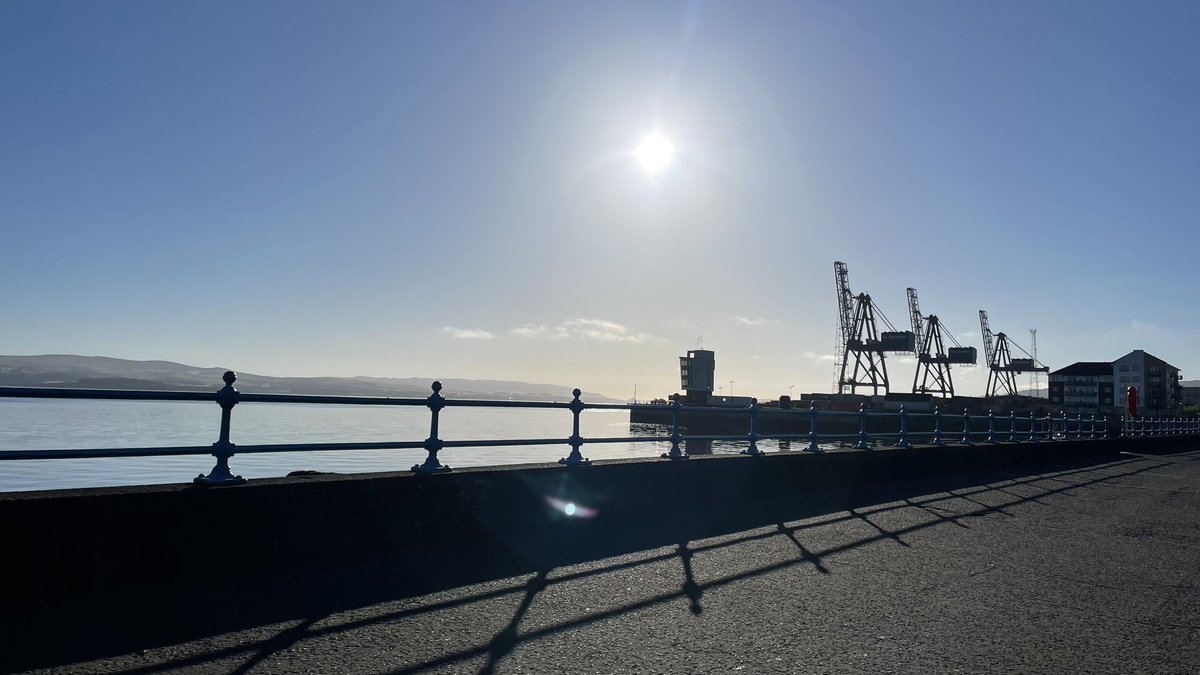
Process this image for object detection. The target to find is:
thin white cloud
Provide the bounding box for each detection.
[730,316,782,327]
[509,324,569,340]
[1130,319,1165,334]
[801,351,836,363]
[510,318,664,344]
[565,318,663,343]
[442,326,495,340]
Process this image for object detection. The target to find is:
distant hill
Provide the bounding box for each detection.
[1182,380,1200,388]
[0,355,621,403]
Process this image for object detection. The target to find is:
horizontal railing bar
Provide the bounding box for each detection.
[237,393,426,406]
[0,387,217,402]
[582,403,643,411]
[0,387,578,409]
[440,438,567,448]
[0,446,218,460]
[443,399,572,410]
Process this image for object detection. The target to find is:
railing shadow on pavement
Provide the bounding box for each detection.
[5,451,1175,674]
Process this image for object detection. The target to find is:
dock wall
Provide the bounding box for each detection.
[1,436,1192,604]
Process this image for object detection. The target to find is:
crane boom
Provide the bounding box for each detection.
[906,288,923,349]
[834,262,854,340]
[979,310,995,367]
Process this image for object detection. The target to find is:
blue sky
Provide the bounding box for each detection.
[3,1,1198,399]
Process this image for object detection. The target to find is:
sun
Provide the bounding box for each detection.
[634,132,675,173]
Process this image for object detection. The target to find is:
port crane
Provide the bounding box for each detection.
[979,310,1049,397]
[907,288,977,398]
[833,261,914,395]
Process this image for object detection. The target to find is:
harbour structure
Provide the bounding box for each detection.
[1049,350,1182,416]
[678,349,715,405]
[906,287,977,398]
[833,261,914,396]
[979,309,1048,397]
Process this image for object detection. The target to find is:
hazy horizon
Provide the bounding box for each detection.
[4,2,1199,400]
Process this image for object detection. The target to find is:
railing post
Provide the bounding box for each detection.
[807,402,822,453]
[855,403,870,450]
[195,371,246,486]
[663,398,686,460]
[1028,412,1038,443]
[961,409,973,446]
[412,381,452,473]
[932,406,944,446]
[1089,415,1097,439]
[1009,410,1019,444]
[986,410,997,444]
[742,398,763,455]
[895,404,910,448]
[560,388,591,466]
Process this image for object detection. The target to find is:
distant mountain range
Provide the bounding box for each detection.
[0,355,621,403]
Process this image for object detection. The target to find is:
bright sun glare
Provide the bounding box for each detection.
[634,132,675,174]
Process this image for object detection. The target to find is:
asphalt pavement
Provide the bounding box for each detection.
[16,444,1200,674]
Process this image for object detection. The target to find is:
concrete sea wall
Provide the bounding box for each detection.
[8,436,1189,606]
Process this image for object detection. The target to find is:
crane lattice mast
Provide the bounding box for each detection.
[834,261,890,395]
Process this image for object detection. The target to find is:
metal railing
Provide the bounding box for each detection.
[1,372,1196,486]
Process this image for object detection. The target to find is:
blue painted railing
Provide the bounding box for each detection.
[0,372,1196,486]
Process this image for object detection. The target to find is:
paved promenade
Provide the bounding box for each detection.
[13,444,1200,674]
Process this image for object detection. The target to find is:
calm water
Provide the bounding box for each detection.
[0,399,798,492]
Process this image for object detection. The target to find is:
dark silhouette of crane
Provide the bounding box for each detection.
[979,310,1048,397]
[907,288,977,398]
[834,261,914,395]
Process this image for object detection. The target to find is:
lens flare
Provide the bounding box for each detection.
[546,495,597,518]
